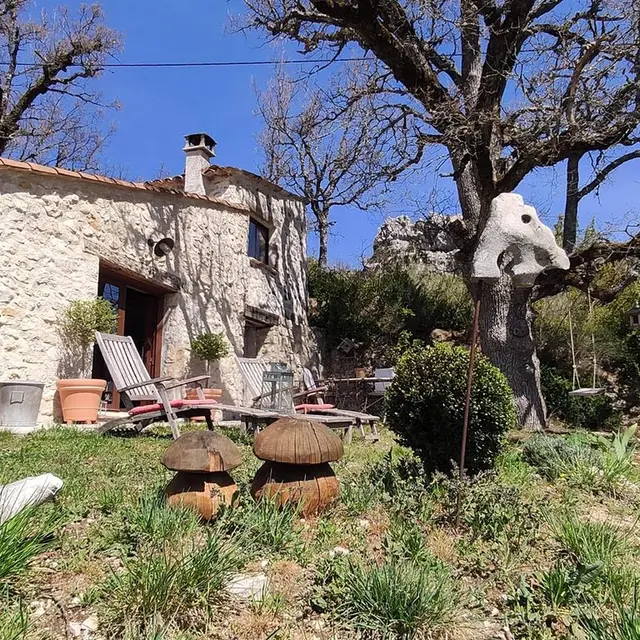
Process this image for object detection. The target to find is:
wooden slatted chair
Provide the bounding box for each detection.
[95,332,219,439]
[235,357,364,441]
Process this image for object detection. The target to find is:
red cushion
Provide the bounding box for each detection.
[128,399,217,416]
[295,403,335,413]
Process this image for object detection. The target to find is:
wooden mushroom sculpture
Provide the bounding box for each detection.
[251,417,344,516]
[162,430,242,520]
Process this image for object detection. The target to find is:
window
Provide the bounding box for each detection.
[248,219,269,264]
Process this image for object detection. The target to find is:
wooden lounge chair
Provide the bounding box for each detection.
[95,332,222,439]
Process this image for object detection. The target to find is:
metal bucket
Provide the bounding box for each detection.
[0,380,45,430]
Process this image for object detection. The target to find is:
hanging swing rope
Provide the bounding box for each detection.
[568,287,605,397]
[568,309,581,390]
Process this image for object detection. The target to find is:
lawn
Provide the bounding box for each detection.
[1,424,640,639]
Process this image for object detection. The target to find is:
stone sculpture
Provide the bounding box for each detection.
[471,193,570,287]
[0,473,63,524]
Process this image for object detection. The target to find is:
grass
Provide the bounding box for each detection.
[322,556,458,638]
[0,502,62,585]
[102,533,242,631]
[552,512,626,569]
[0,594,29,640]
[1,425,640,639]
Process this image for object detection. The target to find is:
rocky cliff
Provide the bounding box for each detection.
[367,214,463,273]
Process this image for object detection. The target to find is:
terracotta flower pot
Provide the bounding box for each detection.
[57,379,106,424]
[185,387,223,422]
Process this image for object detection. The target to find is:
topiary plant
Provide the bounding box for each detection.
[59,298,117,377]
[385,342,516,475]
[190,332,229,377]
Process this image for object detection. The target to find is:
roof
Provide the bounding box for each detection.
[146,165,307,202]
[0,157,249,213]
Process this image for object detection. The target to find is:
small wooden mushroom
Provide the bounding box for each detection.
[162,430,242,520]
[251,417,344,516]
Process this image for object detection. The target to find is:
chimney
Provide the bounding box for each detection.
[183,132,216,195]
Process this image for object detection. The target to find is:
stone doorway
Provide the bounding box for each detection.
[92,265,167,410]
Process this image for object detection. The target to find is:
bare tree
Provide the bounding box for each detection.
[244,0,640,429]
[563,147,640,252]
[0,2,120,170]
[257,67,425,267]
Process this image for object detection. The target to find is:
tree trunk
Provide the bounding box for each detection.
[563,153,581,253]
[453,172,547,430]
[317,210,330,269]
[478,277,547,430]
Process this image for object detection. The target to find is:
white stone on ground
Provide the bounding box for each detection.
[0,474,63,524]
[225,573,269,601]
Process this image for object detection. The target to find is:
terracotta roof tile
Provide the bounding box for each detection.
[55,167,82,179]
[32,164,58,175]
[1,157,30,170]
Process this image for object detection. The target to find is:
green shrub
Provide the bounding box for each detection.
[437,472,541,548]
[308,262,472,366]
[318,557,458,638]
[59,298,118,375]
[385,343,515,475]
[523,432,636,495]
[190,332,229,365]
[541,367,621,430]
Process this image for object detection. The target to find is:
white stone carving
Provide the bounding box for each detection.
[0,473,63,523]
[471,193,570,287]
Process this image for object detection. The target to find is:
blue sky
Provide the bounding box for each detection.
[32,0,640,265]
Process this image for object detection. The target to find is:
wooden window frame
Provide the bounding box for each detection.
[248,218,269,264]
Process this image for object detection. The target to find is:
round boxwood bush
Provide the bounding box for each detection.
[385,342,516,475]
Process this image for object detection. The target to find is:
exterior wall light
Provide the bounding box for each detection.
[148,237,175,257]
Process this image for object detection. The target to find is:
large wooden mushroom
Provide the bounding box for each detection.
[162,430,242,520]
[251,417,344,516]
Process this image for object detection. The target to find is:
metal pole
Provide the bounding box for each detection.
[455,285,482,530]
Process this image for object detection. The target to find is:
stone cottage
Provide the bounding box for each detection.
[0,133,314,424]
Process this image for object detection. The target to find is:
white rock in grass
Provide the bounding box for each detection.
[226,573,269,601]
[30,601,46,619]
[357,518,371,529]
[68,622,83,638]
[329,546,350,557]
[259,559,270,570]
[0,473,63,524]
[81,615,99,633]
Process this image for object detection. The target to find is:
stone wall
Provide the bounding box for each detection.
[0,166,313,426]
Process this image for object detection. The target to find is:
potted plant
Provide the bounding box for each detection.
[188,331,229,403]
[57,298,117,424]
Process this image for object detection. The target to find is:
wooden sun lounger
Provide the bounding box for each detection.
[96,333,280,439]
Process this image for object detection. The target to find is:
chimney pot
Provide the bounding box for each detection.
[183,132,216,195]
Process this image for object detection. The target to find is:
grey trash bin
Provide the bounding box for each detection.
[0,380,45,430]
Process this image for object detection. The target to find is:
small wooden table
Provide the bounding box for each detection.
[326,377,394,413]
